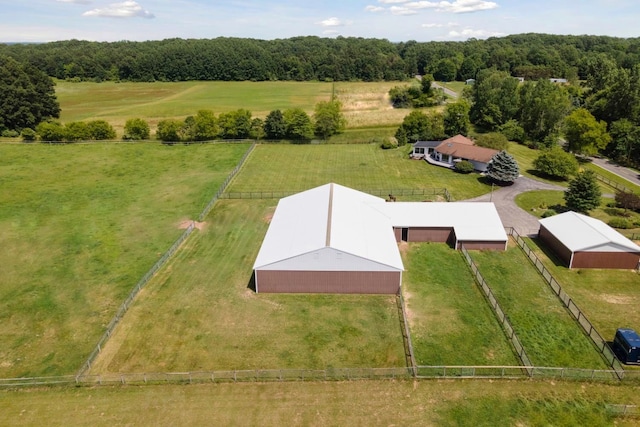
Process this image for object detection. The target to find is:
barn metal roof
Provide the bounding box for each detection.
[539,211,640,253]
[253,183,404,271]
[254,184,510,272]
[377,202,508,242]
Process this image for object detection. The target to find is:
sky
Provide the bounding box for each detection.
[0,0,638,43]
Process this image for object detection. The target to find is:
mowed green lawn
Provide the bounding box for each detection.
[0,380,634,427]
[402,243,519,366]
[0,143,250,377]
[229,144,491,200]
[89,200,405,373]
[470,242,608,369]
[523,237,640,342]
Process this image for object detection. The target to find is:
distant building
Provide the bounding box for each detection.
[549,78,568,84]
[465,78,475,85]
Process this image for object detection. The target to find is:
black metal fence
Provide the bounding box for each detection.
[220,188,451,202]
[197,143,256,221]
[460,245,533,370]
[3,365,638,389]
[76,222,196,377]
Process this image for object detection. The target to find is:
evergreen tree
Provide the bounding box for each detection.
[486,150,520,184]
[564,170,602,213]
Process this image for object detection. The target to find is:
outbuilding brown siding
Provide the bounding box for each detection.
[540,225,640,269]
[539,225,572,266]
[256,270,401,294]
[572,252,640,269]
[408,227,453,243]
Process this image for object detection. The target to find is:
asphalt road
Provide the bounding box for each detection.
[590,157,640,187]
[431,82,458,99]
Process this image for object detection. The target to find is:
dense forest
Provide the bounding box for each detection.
[1,34,640,83]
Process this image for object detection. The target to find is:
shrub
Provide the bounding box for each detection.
[124,118,151,140]
[499,119,525,143]
[541,209,557,218]
[455,160,475,173]
[475,132,509,150]
[615,191,640,212]
[380,138,397,149]
[1,129,20,138]
[608,217,634,229]
[21,128,37,142]
[533,146,579,180]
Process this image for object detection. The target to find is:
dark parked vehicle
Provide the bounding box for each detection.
[612,328,640,364]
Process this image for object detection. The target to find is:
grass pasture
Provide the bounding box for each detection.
[0,143,249,377]
[523,237,640,342]
[402,243,519,366]
[89,199,405,373]
[229,143,491,200]
[1,380,635,427]
[470,242,608,369]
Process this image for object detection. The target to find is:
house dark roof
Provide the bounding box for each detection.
[413,140,441,149]
[434,141,498,163]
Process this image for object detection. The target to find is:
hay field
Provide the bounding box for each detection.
[55,80,415,136]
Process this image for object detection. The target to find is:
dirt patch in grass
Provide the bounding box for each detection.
[600,293,634,305]
[178,219,206,230]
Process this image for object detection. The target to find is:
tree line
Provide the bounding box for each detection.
[2,34,640,83]
[28,101,345,143]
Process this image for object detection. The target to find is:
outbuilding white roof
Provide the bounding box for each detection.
[253,183,404,271]
[539,211,640,253]
[377,202,508,242]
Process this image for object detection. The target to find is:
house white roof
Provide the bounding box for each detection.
[253,183,404,271]
[539,211,640,253]
[377,202,508,242]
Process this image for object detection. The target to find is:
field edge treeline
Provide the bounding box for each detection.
[2,33,640,83]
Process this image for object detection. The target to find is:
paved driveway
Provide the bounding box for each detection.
[463,176,565,236]
[590,157,640,187]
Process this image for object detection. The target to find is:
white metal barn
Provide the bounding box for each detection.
[253,183,508,294]
[253,183,404,294]
[539,211,640,269]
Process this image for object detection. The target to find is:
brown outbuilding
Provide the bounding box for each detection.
[538,211,640,269]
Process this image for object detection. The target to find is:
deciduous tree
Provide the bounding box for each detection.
[123,118,150,140]
[564,108,611,155]
[533,146,578,180]
[313,100,346,139]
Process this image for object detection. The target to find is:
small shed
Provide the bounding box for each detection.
[538,211,640,269]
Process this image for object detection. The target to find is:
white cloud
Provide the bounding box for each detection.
[435,0,499,13]
[390,6,417,15]
[447,27,504,39]
[422,22,459,28]
[319,17,342,27]
[82,1,154,19]
[369,0,499,14]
